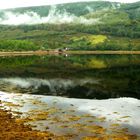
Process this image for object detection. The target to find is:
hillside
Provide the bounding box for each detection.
[1,1,119,16]
[121,1,140,20]
[0,1,139,51]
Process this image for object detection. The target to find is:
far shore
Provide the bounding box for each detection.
[1,50,140,56]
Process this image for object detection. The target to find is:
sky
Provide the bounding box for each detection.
[0,0,139,10]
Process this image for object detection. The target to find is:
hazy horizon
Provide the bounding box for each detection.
[0,0,139,10]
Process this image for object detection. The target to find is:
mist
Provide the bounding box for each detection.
[0,6,100,25]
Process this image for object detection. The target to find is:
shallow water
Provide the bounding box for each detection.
[0,92,140,139]
[0,54,140,99]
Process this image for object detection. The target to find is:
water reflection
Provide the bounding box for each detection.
[0,54,140,99]
[0,78,99,97]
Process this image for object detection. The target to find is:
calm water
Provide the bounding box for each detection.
[0,54,140,99]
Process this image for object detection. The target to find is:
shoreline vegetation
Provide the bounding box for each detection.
[0,100,76,140]
[0,51,140,56]
[0,104,54,140]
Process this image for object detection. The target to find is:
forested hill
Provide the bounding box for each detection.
[0,1,139,51]
[121,1,140,20]
[0,1,139,20]
[1,1,120,17]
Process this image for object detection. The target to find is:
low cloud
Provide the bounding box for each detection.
[0,6,100,25]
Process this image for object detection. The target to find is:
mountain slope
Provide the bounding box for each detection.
[2,1,120,17]
[0,1,139,26]
[0,1,139,51]
[121,1,140,20]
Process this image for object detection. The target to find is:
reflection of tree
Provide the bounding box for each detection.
[86,59,107,69]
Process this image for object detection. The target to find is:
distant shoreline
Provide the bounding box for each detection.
[0,50,140,56]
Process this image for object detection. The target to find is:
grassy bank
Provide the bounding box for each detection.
[1,50,140,56]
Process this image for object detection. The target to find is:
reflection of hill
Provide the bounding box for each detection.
[0,55,140,99]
